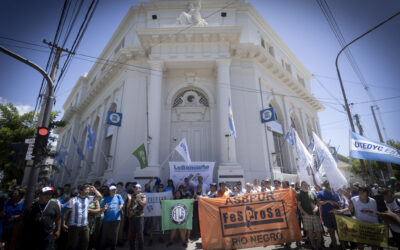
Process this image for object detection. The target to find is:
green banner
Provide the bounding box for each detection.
[132,143,148,169]
[162,199,193,231]
[335,215,388,248]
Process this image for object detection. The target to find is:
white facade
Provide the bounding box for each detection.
[55,0,324,187]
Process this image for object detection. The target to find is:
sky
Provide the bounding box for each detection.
[0,0,399,157]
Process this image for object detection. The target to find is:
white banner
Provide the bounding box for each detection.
[295,130,321,186]
[169,162,215,189]
[313,132,347,190]
[144,191,173,217]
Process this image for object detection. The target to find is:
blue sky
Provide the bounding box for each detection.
[0,0,399,157]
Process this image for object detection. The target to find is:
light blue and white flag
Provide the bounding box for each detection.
[307,139,314,151]
[313,132,347,190]
[87,125,96,152]
[55,151,68,169]
[228,99,237,138]
[285,125,294,146]
[294,130,321,186]
[73,137,85,160]
[350,132,400,165]
[175,138,191,164]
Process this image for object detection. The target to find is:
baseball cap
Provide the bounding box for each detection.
[135,183,142,189]
[210,183,217,186]
[109,185,117,191]
[41,187,54,194]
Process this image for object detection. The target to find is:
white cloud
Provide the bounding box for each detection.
[0,96,33,115]
[15,105,33,115]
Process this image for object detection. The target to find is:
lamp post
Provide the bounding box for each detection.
[335,10,400,181]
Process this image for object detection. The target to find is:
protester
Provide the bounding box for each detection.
[207,183,217,198]
[245,182,256,194]
[127,183,146,250]
[274,180,281,190]
[166,190,187,248]
[216,182,230,198]
[282,180,290,189]
[349,186,379,250]
[99,185,124,250]
[253,179,261,192]
[191,173,208,195]
[297,181,322,249]
[163,179,175,193]
[1,187,25,250]
[64,184,102,250]
[317,180,340,249]
[265,179,273,191]
[22,187,60,249]
[382,188,400,247]
[236,181,246,194]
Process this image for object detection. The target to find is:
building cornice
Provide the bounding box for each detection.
[233,43,324,112]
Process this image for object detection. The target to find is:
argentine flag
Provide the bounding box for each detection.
[87,125,96,152]
[228,99,237,138]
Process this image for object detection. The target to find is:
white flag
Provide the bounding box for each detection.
[175,138,191,164]
[313,132,347,190]
[294,130,321,186]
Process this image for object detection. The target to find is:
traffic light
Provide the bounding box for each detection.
[33,127,50,159]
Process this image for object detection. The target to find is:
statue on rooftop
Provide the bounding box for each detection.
[177,0,208,27]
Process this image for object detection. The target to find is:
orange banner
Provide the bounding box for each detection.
[198,189,301,249]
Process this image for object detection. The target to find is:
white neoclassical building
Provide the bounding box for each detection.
[54,0,324,186]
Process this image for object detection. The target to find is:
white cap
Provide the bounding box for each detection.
[109,185,117,191]
[135,183,142,189]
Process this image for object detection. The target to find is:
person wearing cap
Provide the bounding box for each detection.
[98,185,124,250]
[127,183,146,250]
[23,187,61,250]
[265,179,273,191]
[64,184,102,250]
[207,183,217,198]
[245,183,256,194]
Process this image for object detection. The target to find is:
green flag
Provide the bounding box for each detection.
[132,143,148,169]
[162,199,193,230]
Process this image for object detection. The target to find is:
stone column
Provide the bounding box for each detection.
[147,61,164,167]
[216,59,237,164]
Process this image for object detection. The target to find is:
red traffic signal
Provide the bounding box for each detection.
[37,127,49,136]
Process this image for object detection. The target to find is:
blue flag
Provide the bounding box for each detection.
[307,139,314,151]
[285,125,294,146]
[350,132,400,165]
[87,125,96,152]
[55,151,68,169]
[73,137,85,160]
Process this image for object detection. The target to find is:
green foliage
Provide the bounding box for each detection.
[0,102,66,185]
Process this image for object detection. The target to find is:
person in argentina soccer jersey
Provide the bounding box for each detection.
[64,184,102,250]
[382,188,400,247]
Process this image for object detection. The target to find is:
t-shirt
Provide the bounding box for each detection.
[385,199,400,232]
[351,196,379,224]
[317,189,340,216]
[163,186,174,192]
[101,194,124,222]
[216,190,230,198]
[129,193,146,217]
[26,200,60,235]
[66,196,94,226]
[4,199,24,221]
[297,190,318,216]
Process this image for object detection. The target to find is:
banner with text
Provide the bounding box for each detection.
[335,215,388,248]
[198,189,301,250]
[169,162,214,187]
[350,132,400,165]
[144,191,173,217]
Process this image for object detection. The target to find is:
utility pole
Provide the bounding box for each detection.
[22,40,73,209]
[335,10,400,184]
[354,114,375,182]
[371,105,394,177]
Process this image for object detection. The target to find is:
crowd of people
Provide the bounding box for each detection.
[0,174,400,250]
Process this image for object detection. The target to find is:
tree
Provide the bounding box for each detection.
[0,102,65,185]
